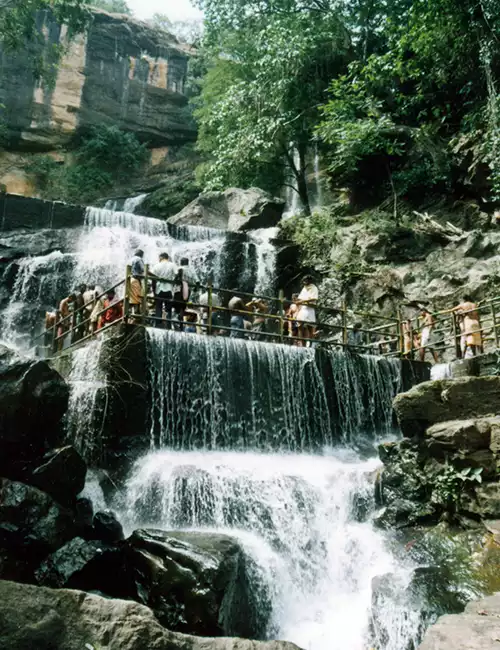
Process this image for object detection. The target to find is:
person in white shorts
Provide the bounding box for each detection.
[296,275,318,346]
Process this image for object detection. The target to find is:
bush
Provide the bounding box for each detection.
[25,126,149,203]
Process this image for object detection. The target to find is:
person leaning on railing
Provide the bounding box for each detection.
[129,249,145,315]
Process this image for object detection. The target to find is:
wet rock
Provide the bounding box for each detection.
[0,479,76,577]
[35,537,116,588]
[168,187,284,231]
[126,528,271,639]
[31,446,87,505]
[75,497,94,530]
[0,580,301,650]
[92,510,124,543]
[373,500,436,529]
[0,345,69,477]
[460,483,500,519]
[393,377,500,438]
[418,592,500,649]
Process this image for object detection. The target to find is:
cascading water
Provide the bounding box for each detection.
[121,449,422,650]
[147,330,401,450]
[104,193,148,213]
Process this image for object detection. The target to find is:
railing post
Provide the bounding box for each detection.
[142,264,149,325]
[124,264,131,323]
[208,281,213,336]
[279,289,285,344]
[451,311,461,359]
[52,310,59,356]
[492,300,499,350]
[342,299,348,347]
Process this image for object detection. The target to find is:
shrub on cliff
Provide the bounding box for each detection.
[26,126,149,203]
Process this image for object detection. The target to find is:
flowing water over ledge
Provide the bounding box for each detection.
[120,448,422,650]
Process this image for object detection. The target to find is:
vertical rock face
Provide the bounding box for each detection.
[0,9,195,158]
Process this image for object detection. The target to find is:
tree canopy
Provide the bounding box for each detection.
[90,0,132,15]
[193,0,500,214]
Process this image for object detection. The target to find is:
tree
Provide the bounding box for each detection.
[194,3,349,214]
[90,0,132,14]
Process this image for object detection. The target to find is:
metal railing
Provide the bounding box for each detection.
[36,265,443,359]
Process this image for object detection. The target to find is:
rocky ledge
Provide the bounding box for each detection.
[418,592,500,649]
[0,579,301,650]
[376,375,500,528]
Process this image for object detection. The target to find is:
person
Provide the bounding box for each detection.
[173,257,198,331]
[129,249,145,315]
[44,310,57,348]
[98,289,123,329]
[82,284,97,333]
[90,288,105,333]
[402,319,414,359]
[347,322,364,350]
[198,289,222,334]
[57,293,76,350]
[184,310,198,334]
[285,294,300,343]
[72,285,86,343]
[229,295,247,338]
[245,298,268,341]
[419,307,439,363]
[453,295,482,357]
[151,253,178,329]
[296,275,319,346]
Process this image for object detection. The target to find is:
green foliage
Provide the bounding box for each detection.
[280,210,341,268]
[431,465,483,508]
[25,125,149,203]
[90,0,132,14]
[0,0,90,82]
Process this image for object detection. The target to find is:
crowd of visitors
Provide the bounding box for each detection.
[44,252,485,362]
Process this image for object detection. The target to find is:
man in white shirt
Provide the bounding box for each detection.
[296,275,319,346]
[151,252,178,329]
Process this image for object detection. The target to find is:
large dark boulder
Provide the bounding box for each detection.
[31,446,87,506]
[92,510,125,544]
[34,537,126,596]
[0,580,302,650]
[393,377,500,438]
[126,529,271,639]
[0,479,76,579]
[168,188,284,231]
[0,345,69,476]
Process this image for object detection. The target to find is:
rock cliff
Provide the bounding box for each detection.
[0,9,196,194]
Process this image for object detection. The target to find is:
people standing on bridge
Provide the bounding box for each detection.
[151,252,178,329]
[285,294,300,343]
[83,284,97,334]
[98,289,123,329]
[130,249,145,316]
[246,298,268,341]
[72,285,86,343]
[229,296,247,338]
[419,308,439,363]
[57,293,76,350]
[174,257,198,331]
[347,322,364,350]
[402,319,414,359]
[452,295,482,357]
[296,275,318,346]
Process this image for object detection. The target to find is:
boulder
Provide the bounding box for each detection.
[425,419,498,455]
[92,511,125,544]
[393,377,500,438]
[460,483,500,519]
[168,188,285,232]
[0,579,302,650]
[31,446,87,505]
[418,592,500,649]
[0,345,69,475]
[126,529,271,639]
[0,479,76,578]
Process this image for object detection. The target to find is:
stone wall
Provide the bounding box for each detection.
[0,9,196,192]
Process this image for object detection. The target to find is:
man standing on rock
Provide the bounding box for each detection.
[151,253,178,329]
[419,307,439,363]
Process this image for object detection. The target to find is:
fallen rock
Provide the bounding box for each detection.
[425,419,496,455]
[168,188,284,231]
[418,592,500,649]
[126,529,271,639]
[35,537,119,590]
[31,446,87,506]
[460,483,500,519]
[0,479,76,579]
[393,377,500,438]
[92,510,124,543]
[0,345,69,476]
[0,579,302,650]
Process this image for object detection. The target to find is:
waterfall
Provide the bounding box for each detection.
[104,193,148,213]
[283,146,302,218]
[65,338,107,464]
[249,227,279,295]
[147,330,402,450]
[313,143,323,210]
[120,449,422,650]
